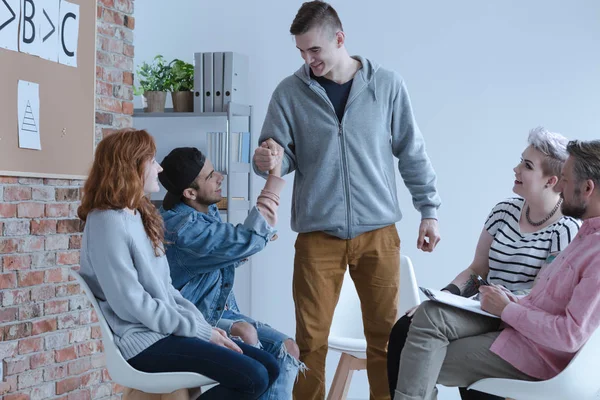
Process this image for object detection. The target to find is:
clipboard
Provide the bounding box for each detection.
[420,287,499,318]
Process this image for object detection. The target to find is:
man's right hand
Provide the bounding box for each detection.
[210,327,243,353]
[254,139,283,175]
[493,284,519,303]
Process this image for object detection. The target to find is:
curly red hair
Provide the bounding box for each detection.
[78,129,165,256]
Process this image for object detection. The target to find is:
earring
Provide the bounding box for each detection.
[544,184,549,188]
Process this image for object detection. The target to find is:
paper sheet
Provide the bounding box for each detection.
[420,287,499,318]
[0,0,19,51]
[38,0,60,62]
[58,0,79,67]
[19,0,41,56]
[17,80,41,150]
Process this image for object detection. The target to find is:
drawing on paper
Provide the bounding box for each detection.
[21,101,38,133]
[17,80,42,150]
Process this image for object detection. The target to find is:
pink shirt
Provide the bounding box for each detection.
[490,216,600,380]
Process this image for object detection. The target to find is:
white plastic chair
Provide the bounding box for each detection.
[70,271,217,395]
[327,254,421,400]
[467,325,600,400]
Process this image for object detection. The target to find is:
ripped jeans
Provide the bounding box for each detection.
[218,309,305,400]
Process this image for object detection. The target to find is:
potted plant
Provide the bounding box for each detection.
[134,55,170,113]
[167,59,194,112]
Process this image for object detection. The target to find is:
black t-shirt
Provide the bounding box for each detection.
[312,71,353,122]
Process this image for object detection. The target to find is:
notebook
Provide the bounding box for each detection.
[419,287,499,318]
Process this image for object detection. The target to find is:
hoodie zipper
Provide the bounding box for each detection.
[337,80,370,238]
[309,79,370,239]
[338,122,351,238]
[310,85,351,237]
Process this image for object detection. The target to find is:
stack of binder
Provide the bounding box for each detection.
[193,51,249,113]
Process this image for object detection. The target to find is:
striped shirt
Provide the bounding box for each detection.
[484,197,581,292]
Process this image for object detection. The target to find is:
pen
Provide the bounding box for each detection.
[475,275,490,286]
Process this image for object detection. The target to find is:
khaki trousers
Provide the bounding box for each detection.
[293,225,401,400]
[394,301,536,400]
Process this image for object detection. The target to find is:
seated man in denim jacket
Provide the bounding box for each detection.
[158,143,303,400]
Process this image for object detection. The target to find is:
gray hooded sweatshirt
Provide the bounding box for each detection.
[255,56,441,239]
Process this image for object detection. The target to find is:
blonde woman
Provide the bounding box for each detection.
[388,127,581,399]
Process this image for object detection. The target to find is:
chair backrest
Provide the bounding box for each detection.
[70,270,143,380]
[469,322,600,400]
[398,255,421,315]
[329,255,421,339]
[71,270,218,393]
[544,323,600,398]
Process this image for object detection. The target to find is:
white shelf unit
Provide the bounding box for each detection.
[132,102,254,223]
[133,102,254,311]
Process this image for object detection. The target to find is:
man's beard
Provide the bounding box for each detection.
[561,192,587,219]
[193,193,220,207]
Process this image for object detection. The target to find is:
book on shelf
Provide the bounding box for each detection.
[216,196,245,210]
[207,131,251,173]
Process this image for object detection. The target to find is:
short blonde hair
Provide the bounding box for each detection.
[527,126,569,177]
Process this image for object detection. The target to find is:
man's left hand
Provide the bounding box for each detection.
[479,285,511,316]
[417,218,441,252]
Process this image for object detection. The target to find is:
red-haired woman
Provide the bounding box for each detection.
[77,129,279,400]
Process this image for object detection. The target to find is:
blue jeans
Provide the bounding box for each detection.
[128,335,279,400]
[218,309,304,400]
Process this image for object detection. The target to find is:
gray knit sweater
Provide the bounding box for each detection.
[79,209,213,360]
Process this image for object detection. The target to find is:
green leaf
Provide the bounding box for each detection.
[166,58,194,92]
[135,54,172,93]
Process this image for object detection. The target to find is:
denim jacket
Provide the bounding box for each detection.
[161,202,276,325]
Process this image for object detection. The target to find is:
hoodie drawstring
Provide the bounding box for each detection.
[372,73,378,102]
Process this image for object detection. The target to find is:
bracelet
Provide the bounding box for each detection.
[442,283,460,296]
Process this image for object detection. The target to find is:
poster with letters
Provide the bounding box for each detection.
[0,0,19,51]
[4,0,79,63]
[38,0,60,62]
[18,0,42,56]
[58,0,79,67]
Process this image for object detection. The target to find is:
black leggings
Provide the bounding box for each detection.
[387,315,503,400]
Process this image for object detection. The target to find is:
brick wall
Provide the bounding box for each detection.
[0,1,135,399]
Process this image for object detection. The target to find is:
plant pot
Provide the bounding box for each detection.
[143,91,167,113]
[171,91,194,112]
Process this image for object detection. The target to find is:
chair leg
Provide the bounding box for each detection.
[161,389,190,400]
[122,388,190,400]
[327,353,368,400]
[122,388,161,400]
[160,389,190,400]
[188,387,203,400]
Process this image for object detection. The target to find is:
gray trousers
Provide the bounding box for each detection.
[394,301,536,400]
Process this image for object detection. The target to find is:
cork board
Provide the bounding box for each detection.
[0,0,96,179]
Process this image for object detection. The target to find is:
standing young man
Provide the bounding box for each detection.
[252,2,442,399]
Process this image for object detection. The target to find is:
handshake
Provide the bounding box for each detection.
[253,138,284,177]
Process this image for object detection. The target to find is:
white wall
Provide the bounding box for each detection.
[134,1,600,399]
